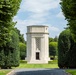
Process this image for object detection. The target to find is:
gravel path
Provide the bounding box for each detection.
[10,68,68,75]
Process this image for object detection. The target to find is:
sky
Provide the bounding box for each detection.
[13,0,67,40]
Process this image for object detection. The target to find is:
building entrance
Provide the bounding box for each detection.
[36,52,40,60]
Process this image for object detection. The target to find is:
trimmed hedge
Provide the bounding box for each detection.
[58,29,76,68]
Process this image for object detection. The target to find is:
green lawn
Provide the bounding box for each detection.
[0,60,58,75]
[17,60,58,68]
[66,70,76,75]
[0,70,11,75]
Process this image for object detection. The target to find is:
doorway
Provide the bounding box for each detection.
[36,52,40,60]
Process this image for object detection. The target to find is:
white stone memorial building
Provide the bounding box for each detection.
[26,25,50,64]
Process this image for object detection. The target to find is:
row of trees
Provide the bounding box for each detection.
[0,0,24,69]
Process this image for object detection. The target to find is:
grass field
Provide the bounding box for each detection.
[0,70,11,75]
[0,60,58,75]
[66,69,76,75]
[17,60,58,68]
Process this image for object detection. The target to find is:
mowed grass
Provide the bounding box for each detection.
[0,60,58,75]
[66,70,76,75]
[0,70,11,75]
[17,60,58,68]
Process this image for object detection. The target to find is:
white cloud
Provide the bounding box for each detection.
[14,0,62,40]
[49,25,60,32]
[56,11,64,18]
[20,0,60,13]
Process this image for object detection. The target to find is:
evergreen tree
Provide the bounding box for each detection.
[58,29,71,68]
[60,0,76,41]
[58,29,76,68]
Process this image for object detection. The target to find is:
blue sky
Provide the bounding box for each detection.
[13,0,67,40]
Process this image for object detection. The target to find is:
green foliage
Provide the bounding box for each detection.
[20,60,27,63]
[58,29,76,68]
[49,38,54,42]
[0,0,22,68]
[49,36,58,42]
[9,30,20,67]
[19,43,26,60]
[54,36,58,42]
[0,0,22,46]
[49,42,58,59]
[0,49,5,67]
[15,28,26,60]
[60,0,76,41]
[0,30,20,68]
[58,29,71,68]
[15,28,26,43]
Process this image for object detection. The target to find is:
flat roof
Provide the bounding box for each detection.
[27,25,48,27]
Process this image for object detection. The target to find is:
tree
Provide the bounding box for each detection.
[54,36,58,42]
[0,0,22,68]
[19,43,26,60]
[49,42,57,59]
[58,29,76,68]
[0,29,20,69]
[58,29,71,68]
[15,28,26,60]
[49,37,54,43]
[60,0,76,41]
[15,28,26,43]
[0,0,22,46]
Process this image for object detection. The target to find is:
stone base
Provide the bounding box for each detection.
[25,57,50,64]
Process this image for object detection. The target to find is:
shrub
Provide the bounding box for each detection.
[58,29,76,68]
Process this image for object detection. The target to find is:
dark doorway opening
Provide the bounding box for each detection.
[36,52,40,60]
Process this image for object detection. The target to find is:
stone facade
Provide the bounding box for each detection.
[26,25,50,64]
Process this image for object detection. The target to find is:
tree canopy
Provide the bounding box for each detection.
[58,29,76,68]
[60,0,76,41]
[0,0,22,68]
[0,0,22,46]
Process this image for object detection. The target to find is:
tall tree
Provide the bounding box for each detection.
[15,28,26,43]
[58,29,76,68]
[0,0,22,46]
[0,0,22,68]
[60,0,76,41]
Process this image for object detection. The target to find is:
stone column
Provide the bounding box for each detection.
[30,37,35,61]
[40,37,45,61]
